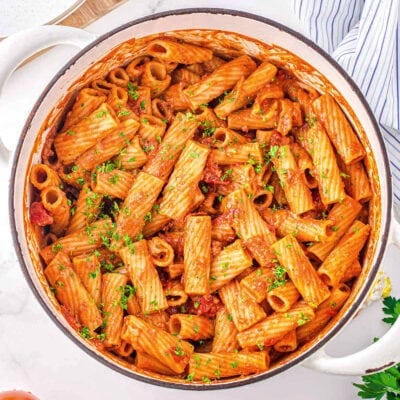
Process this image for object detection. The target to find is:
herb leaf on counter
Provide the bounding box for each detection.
[354,297,400,399]
[382,297,400,325]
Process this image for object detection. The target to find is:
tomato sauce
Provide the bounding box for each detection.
[0,391,39,400]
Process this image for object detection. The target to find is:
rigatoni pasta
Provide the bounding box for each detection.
[271,235,330,308]
[45,251,102,332]
[29,33,373,384]
[184,215,211,295]
[101,272,128,347]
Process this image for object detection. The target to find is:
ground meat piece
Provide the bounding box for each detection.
[188,294,223,318]
[202,156,229,185]
[159,232,184,258]
[211,240,223,257]
[269,130,291,146]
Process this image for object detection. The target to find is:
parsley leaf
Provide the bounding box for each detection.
[200,120,216,137]
[127,82,139,100]
[382,297,400,325]
[353,297,400,399]
[267,265,287,292]
[354,366,400,399]
[221,168,233,181]
[80,326,91,339]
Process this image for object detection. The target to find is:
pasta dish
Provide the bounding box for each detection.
[28,35,372,383]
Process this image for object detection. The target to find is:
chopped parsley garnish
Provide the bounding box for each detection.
[264,145,280,166]
[200,183,208,194]
[144,211,152,223]
[186,373,195,382]
[267,265,287,291]
[200,120,216,137]
[95,110,107,118]
[297,312,310,326]
[143,144,155,153]
[254,163,263,174]
[51,243,63,253]
[108,174,120,185]
[89,270,99,279]
[305,115,318,128]
[174,346,184,357]
[221,168,233,181]
[127,82,139,100]
[119,284,136,310]
[264,184,274,193]
[256,342,264,351]
[80,326,91,339]
[189,151,200,159]
[117,110,131,117]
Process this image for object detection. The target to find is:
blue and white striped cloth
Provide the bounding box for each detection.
[293,0,400,202]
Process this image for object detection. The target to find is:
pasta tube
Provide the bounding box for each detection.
[119,240,168,314]
[45,252,102,331]
[184,215,211,295]
[272,235,330,308]
[121,315,194,374]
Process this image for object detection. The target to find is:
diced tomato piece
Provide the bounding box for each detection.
[30,202,53,226]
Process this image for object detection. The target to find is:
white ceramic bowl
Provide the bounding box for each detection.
[2,9,400,390]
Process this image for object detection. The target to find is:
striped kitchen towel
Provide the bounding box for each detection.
[293,0,400,202]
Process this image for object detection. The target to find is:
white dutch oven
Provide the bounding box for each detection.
[1,9,400,389]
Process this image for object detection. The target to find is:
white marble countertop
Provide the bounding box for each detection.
[0,1,399,399]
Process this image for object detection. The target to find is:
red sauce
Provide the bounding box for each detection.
[189,294,222,318]
[159,232,184,257]
[202,157,228,185]
[326,309,338,317]
[30,202,53,226]
[168,346,188,364]
[0,392,39,400]
[211,240,223,257]
[60,305,80,331]
[264,338,276,347]
[212,214,229,227]
[269,131,291,146]
[260,98,278,115]
[41,126,57,165]
[217,207,242,226]
[312,190,329,214]
[140,137,159,159]
[127,96,144,116]
[254,280,267,293]
[90,338,106,351]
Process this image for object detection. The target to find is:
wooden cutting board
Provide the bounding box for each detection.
[59,0,127,28]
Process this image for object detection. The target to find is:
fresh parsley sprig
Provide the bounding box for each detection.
[354,366,400,399]
[382,297,400,326]
[353,296,400,399]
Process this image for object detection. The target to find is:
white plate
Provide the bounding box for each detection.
[0,0,86,38]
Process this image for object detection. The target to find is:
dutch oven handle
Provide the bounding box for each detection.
[303,215,400,375]
[0,25,97,155]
